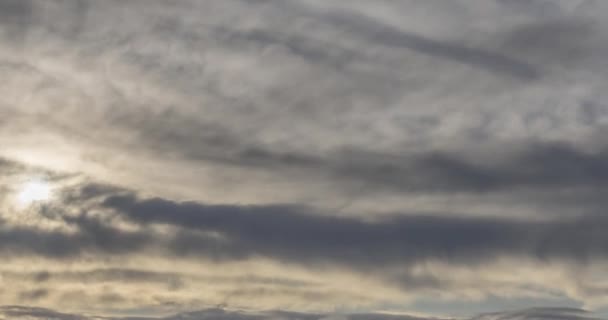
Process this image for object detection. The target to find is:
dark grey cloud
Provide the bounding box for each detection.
[277,3,541,79]
[317,11,540,80]
[212,27,361,70]
[239,0,540,80]
[496,0,563,17]
[45,0,90,39]
[472,308,602,320]
[3,172,608,269]
[0,306,86,320]
[0,157,25,174]
[99,191,608,268]
[141,140,608,194]
[499,18,603,68]
[0,0,33,43]
[0,0,89,44]
[0,213,152,258]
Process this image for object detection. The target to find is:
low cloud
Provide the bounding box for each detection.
[99,192,608,267]
[0,306,604,320]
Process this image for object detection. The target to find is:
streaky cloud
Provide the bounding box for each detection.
[1,306,605,320]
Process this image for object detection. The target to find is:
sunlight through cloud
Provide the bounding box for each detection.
[16,179,53,208]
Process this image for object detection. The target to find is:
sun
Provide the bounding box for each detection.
[17,180,53,207]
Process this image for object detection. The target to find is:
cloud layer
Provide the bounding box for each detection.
[1,0,608,317]
[0,306,605,320]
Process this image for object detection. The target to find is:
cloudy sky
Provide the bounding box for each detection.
[1,0,608,318]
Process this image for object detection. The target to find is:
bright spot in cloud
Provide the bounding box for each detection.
[17,179,53,207]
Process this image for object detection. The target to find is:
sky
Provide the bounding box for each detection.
[1,0,608,319]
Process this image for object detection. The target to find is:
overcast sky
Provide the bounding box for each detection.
[1,0,608,319]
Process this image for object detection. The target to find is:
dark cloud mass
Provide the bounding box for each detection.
[98,193,608,267]
[3,174,608,268]
[1,0,608,317]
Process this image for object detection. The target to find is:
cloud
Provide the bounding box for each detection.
[0,306,86,320]
[305,7,541,80]
[3,172,608,270]
[1,306,605,320]
[2,158,608,311]
[229,142,608,194]
[472,308,602,320]
[1,0,608,316]
[99,191,608,268]
[0,0,32,43]
[0,220,148,258]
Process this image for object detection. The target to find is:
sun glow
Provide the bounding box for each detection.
[17,180,53,207]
